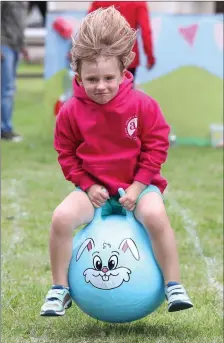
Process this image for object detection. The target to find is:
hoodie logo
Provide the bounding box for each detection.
[125,116,138,139]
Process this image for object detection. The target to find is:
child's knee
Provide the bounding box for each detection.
[51,206,73,232]
[139,205,168,235]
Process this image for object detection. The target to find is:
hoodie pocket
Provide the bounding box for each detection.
[82,160,137,183]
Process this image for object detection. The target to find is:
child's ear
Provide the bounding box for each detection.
[76,73,82,85]
[120,69,126,84]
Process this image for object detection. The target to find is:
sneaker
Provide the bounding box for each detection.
[1,131,23,142]
[40,286,72,317]
[165,282,193,312]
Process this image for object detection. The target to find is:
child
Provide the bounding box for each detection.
[40,7,193,317]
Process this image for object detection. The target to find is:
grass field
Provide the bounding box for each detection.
[1,74,223,343]
[17,62,44,76]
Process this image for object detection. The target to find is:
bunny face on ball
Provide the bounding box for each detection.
[76,238,140,290]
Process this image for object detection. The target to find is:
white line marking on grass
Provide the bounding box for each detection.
[2,179,26,305]
[166,189,223,302]
[205,257,223,294]
[2,179,25,260]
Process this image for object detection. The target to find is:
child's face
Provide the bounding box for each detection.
[79,56,125,104]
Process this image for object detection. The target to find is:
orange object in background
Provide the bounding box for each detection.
[52,17,73,39]
[54,95,66,116]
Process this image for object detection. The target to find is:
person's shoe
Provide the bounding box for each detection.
[165,282,193,312]
[12,132,23,142]
[1,131,23,142]
[40,286,72,317]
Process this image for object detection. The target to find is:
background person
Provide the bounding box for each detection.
[88,1,156,80]
[1,1,28,142]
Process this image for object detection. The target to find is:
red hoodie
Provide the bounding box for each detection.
[88,1,155,69]
[54,72,170,195]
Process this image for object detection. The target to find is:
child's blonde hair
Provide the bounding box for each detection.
[70,6,137,74]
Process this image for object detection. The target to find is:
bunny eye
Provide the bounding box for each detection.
[93,255,102,271]
[108,255,118,270]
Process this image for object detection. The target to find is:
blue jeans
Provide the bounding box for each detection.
[1,45,19,133]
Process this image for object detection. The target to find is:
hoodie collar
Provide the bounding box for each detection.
[73,71,133,111]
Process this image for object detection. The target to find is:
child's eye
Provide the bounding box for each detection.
[106,76,114,81]
[87,77,97,82]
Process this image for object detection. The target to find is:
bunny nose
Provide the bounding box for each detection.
[102,267,108,273]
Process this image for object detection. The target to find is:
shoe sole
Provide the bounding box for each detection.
[168,301,193,312]
[40,299,72,317]
[12,137,23,143]
[40,309,65,317]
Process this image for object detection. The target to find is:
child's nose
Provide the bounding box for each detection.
[97,81,106,90]
[102,267,109,273]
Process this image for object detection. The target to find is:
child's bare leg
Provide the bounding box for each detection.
[40,191,94,316]
[134,192,180,284]
[50,191,94,287]
[134,192,193,312]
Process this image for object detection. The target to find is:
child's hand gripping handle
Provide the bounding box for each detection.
[118,188,134,220]
[94,188,108,221]
[94,188,134,221]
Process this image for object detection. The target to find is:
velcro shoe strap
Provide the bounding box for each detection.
[42,299,63,312]
[168,293,190,304]
[166,285,184,294]
[46,288,69,303]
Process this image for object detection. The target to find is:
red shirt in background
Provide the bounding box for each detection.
[88,1,155,69]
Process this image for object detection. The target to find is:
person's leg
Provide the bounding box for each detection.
[1,46,22,141]
[128,67,136,79]
[50,190,94,286]
[13,50,19,80]
[41,190,94,316]
[135,191,180,284]
[28,1,35,14]
[134,189,193,312]
[37,1,47,26]
[1,45,16,134]
[127,67,136,88]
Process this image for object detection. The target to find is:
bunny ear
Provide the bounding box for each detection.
[119,238,140,261]
[76,238,95,261]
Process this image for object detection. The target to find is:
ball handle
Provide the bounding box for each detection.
[94,188,135,222]
[94,205,103,222]
[118,188,134,221]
